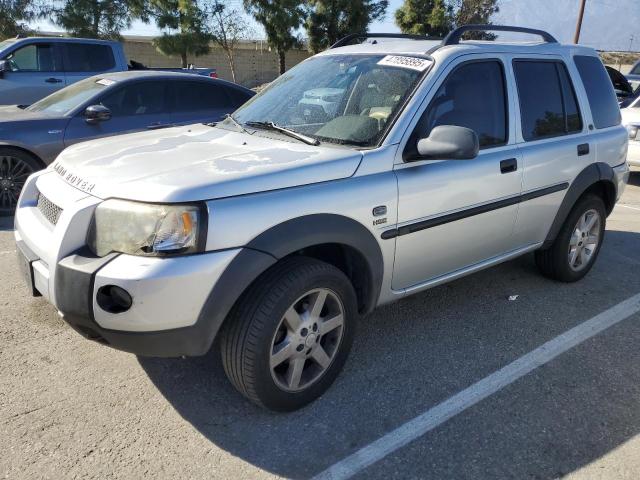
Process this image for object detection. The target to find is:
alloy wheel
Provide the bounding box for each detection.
[567,208,601,272]
[0,155,32,211]
[269,288,345,392]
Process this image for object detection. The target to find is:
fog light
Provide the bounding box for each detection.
[97,285,133,314]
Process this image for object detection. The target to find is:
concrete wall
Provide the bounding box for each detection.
[122,37,311,88]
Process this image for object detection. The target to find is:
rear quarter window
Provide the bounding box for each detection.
[574,55,621,129]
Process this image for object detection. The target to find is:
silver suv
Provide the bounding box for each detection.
[14,26,630,411]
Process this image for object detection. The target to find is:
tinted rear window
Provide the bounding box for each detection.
[174,82,233,112]
[574,55,620,129]
[63,43,115,72]
[514,61,583,141]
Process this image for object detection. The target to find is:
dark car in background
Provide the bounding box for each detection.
[0,71,254,214]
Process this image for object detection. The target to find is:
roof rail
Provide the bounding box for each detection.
[442,24,558,46]
[330,33,442,49]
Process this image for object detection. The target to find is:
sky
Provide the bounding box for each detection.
[32,0,640,52]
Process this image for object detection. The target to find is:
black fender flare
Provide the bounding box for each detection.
[542,162,616,248]
[195,214,384,354]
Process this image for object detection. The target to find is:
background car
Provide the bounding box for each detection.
[0,37,218,106]
[621,94,640,171]
[606,65,636,104]
[626,59,640,84]
[0,71,254,215]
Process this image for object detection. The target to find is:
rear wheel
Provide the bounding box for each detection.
[535,194,606,282]
[0,148,42,216]
[220,257,357,411]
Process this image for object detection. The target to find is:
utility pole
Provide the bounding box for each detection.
[573,0,587,44]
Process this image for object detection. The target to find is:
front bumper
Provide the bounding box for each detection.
[14,170,247,357]
[16,232,241,356]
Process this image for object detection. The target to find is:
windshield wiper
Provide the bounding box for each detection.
[245,121,320,146]
[224,113,249,134]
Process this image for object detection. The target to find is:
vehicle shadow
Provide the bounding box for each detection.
[138,229,640,479]
[0,216,14,231]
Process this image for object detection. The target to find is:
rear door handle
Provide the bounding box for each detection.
[45,77,63,83]
[577,143,590,156]
[500,158,518,174]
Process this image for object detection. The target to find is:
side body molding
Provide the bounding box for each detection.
[196,214,384,355]
[542,162,617,248]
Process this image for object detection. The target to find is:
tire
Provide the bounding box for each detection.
[0,148,42,217]
[535,194,606,282]
[220,256,357,412]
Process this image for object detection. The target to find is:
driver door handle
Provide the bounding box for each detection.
[500,158,518,174]
[45,77,63,83]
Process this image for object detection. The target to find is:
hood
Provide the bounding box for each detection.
[0,105,60,122]
[50,124,363,202]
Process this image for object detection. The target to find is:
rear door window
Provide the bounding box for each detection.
[174,81,234,112]
[513,60,583,141]
[63,43,115,72]
[574,55,621,129]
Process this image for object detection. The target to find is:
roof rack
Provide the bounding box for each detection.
[442,24,558,46]
[330,33,442,49]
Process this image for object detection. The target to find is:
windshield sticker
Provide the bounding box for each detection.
[377,55,432,72]
[96,78,116,86]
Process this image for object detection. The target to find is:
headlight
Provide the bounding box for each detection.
[626,124,638,140]
[88,199,205,257]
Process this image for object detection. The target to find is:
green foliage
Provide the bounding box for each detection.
[395,0,498,38]
[0,0,39,39]
[149,0,210,67]
[304,0,389,53]
[52,0,146,40]
[244,0,305,74]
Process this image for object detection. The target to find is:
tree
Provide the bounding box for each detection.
[205,0,253,82]
[395,0,498,38]
[244,0,305,75]
[52,0,146,39]
[451,0,498,28]
[149,0,210,68]
[304,0,388,53]
[0,0,39,39]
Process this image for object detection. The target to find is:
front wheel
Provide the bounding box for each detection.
[220,257,357,411]
[535,194,606,282]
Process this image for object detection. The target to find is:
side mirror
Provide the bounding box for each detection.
[414,125,479,161]
[84,105,111,124]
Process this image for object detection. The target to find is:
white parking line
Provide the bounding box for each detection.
[313,292,640,480]
[0,250,14,256]
[619,204,640,211]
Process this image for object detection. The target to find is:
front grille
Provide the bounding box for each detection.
[37,193,63,225]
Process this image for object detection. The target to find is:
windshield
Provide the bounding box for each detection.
[27,77,110,115]
[228,54,430,147]
[631,63,640,75]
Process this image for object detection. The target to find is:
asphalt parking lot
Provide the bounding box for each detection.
[1,172,640,480]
